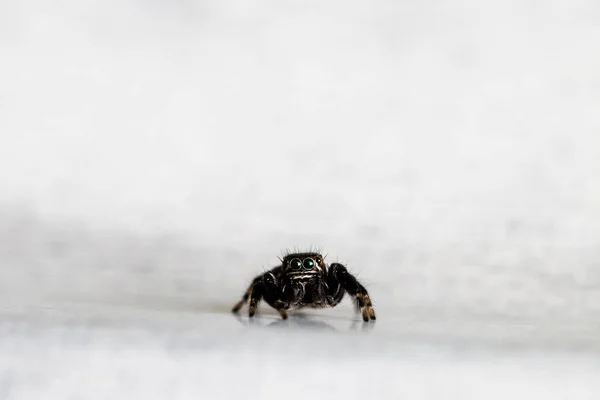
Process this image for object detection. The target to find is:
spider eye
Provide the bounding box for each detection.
[289,258,302,269]
[315,257,322,264]
[303,258,315,269]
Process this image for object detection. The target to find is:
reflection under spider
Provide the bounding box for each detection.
[233,312,375,333]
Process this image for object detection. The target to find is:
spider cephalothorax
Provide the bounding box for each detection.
[231,251,376,322]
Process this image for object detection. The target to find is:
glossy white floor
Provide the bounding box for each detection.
[1,294,600,399]
[2,0,600,398]
[1,209,599,399]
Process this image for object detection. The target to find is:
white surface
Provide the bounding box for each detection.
[1,0,600,399]
[2,310,600,400]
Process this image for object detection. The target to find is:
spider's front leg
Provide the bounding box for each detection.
[327,263,376,322]
[231,268,288,320]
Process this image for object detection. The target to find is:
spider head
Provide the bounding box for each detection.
[282,252,325,274]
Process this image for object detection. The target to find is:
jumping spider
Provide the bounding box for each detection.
[231,251,376,322]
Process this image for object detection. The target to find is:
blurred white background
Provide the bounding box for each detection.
[1,0,600,399]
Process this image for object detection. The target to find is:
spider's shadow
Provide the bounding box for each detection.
[265,313,338,331]
[234,312,374,333]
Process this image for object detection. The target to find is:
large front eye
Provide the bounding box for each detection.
[303,258,315,269]
[289,258,302,269]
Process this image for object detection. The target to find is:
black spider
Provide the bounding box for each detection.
[231,251,376,322]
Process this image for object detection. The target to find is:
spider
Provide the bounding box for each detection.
[231,251,376,322]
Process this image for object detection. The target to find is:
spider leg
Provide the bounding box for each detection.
[327,263,376,322]
[267,298,289,320]
[231,275,261,313]
[231,267,288,319]
[247,282,264,317]
[324,277,346,308]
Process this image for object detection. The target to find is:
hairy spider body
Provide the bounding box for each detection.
[231,251,376,322]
